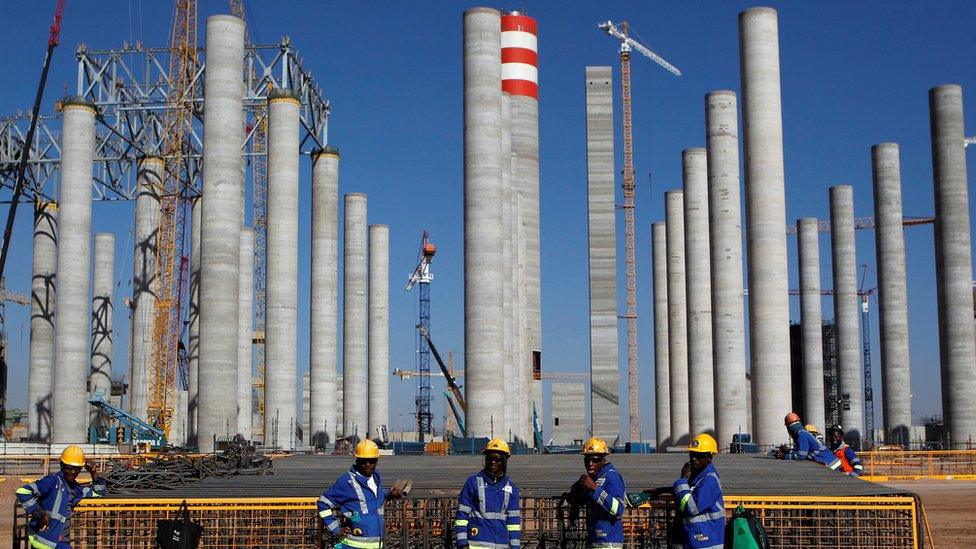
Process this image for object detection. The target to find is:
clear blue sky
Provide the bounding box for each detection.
[1,1,974,440]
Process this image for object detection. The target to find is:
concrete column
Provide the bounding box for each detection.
[463,7,504,437]
[666,190,690,445]
[500,92,515,438]
[683,148,714,437]
[90,233,115,427]
[28,201,57,441]
[871,143,912,445]
[130,157,162,419]
[238,229,254,439]
[552,383,585,445]
[264,90,300,449]
[52,97,96,443]
[310,147,340,446]
[652,222,670,450]
[797,218,825,431]
[706,91,748,449]
[584,66,620,441]
[739,7,792,447]
[929,84,976,446]
[187,196,201,441]
[302,372,310,443]
[830,185,862,448]
[343,193,368,438]
[368,224,390,440]
[197,15,245,452]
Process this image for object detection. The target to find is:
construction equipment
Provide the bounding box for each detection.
[418,325,465,414]
[857,265,877,448]
[444,391,466,437]
[599,20,681,441]
[392,368,588,382]
[88,395,166,450]
[784,215,934,235]
[405,231,436,442]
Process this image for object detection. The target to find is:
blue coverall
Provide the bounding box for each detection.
[582,462,626,548]
[454,470,521,548]
[788,429,842,470]
[16,471,106,549]
[831,442,864,476]
[317,466,387,549]
[672,462,725,549]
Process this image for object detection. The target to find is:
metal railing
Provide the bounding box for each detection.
[860,449,976,481]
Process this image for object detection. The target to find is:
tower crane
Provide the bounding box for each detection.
[599,20,681,441]
[405,231,436,442]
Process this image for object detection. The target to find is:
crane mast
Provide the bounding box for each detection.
[405,231,436,442]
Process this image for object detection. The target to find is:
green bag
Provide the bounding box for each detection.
[724,504,769,549]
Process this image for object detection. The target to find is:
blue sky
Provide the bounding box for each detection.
[1,1,974,440]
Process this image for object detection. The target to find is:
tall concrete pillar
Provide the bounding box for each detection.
[666,190,690,445]
[929,84,976,447]
[706,91,748,448]
[343,193,368,438]
[264,90,300,449]
[187,196,201,441]
[52,97,96,443]
[310,147,340,446]
[797,218,825,431]
[368,224,390,440]
[584,66,619,441]
[739,7,792,446]
[197,14,245,452]
[463,7,504,437]
[500,92,516,438]
[130,157,162,419]
[683,148,714,437]
[829,185,862,448]
[652,222,670,450]
[872,143,912,445]
[28,201,57,441]
[238,229,254,439]
[90,233,115,426]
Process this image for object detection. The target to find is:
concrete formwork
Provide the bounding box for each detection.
[265,91,301,449]
[238,229,254,440]
[28,201,57,441]
[683,148,714,437]
[368,224,390,440]
[929,84,976,446]
[871,143,912,445]
[310,148,340,445]
[501,92,516,438]
[666,190,690,446]
[187,196,201,442]
[584,66,619,441]
[52,97,96,443]
[197,15,245,452]
[343,193,368,438]
[829,185,862,449]
[90,233,115,427]
[552,383,585,446]
[705,91,747,448]
[651,222,670,450]
[130,157,162,420]
[463,7,505,437]
[739,7,792,447]
[797,218,825,431]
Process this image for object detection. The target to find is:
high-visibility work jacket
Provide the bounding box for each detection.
[787,430,842,470]
[583,462,626,548]
[15,471,106,549]
[831,443,864,476]
[672,463,725,549]
[318,466,387,549]
[454,470,521,548]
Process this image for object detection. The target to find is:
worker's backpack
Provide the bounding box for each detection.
[724,504,770,549]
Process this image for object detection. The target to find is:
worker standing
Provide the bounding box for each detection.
[570,437,626,548]
[15,445,106,549]
[777,412,842,471]
[826,425,864,477]
[671,433,725,549]
[454,438,520,548]
[317,440,407,549]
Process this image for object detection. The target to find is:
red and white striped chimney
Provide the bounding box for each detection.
[501,12,538,99]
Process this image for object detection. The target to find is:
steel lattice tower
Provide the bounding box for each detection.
[417,281,432,441]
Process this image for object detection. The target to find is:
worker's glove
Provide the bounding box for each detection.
[31,510,50,531]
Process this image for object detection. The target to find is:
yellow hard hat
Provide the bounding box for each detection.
[805,424,819,434]
[483,437,511,456]
[354,439,380,459]
[688,433,718,455]
[60,445,86,467]
[582,437,609,456]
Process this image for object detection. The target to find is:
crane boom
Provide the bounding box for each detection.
[599,21,682,76]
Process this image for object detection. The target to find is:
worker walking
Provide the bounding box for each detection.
[15,445,106,549]
[777,412,842,471]
[454,438,520,548]
[317,440,407,548]
[570,437,626,548]
[671,433,725,549]
[826,425,864,477]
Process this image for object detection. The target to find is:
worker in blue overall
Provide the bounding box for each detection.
[317,439,406,548]
[570,437,626,548]
[672,433,725,549]
[454,438,521,548]
[16,445,106,549]
[777,412,842,470]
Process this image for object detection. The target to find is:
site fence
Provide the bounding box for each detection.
[860,449,976,481]
[13,494,923,548]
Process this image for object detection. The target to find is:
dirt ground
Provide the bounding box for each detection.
[885,480,976,547]
[1,478,19,545]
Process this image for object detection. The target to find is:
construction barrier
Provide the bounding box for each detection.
[13,494,924,548]
[860,449,976,481]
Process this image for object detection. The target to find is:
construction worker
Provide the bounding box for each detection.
[672,433,725,549]
[826,425,864,477]
[805,424,825,445]
[454,438,520,548]
[317,439,407,548]
[15,445,106,549]
[571,437,626,548]
[777,412,842,471]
